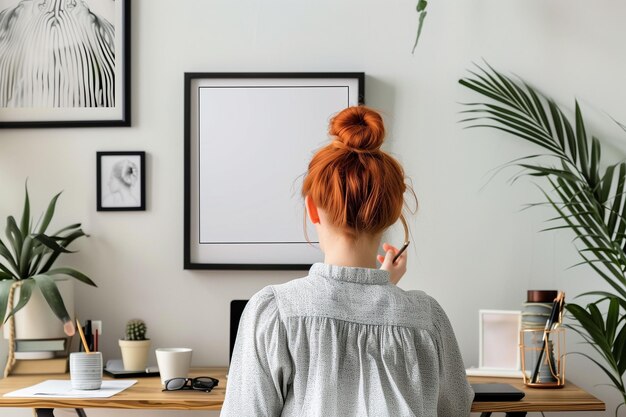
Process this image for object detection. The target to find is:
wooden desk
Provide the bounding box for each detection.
[470,375,605,416]
[0,368,226,416]
[0,368,605,416]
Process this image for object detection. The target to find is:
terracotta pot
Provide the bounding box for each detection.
[3,278,74,340]
[119,339,151,371]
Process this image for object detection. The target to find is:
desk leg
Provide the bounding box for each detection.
[480,413,492,417]
[75,408,87,417]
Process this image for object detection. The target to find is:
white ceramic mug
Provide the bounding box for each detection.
[70,352,102,390]
[155,348,192,387]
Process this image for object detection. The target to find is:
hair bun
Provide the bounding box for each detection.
[329,106,385,152]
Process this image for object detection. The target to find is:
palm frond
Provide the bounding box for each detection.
[460,63,626,410]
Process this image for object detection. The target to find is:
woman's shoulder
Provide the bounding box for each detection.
[404,290,455,332]
[404,289,436,310]
[245,277,311,314]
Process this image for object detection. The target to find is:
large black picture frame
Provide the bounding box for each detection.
[184,72,365,270]
[0,0,131,128]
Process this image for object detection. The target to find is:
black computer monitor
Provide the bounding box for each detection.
[229,300,249,364]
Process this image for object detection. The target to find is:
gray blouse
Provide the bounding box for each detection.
[221,263,473,417]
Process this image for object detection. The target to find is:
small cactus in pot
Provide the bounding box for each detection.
[125,319,148,341]
[119,319,151,371]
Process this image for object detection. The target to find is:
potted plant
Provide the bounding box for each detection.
[119,319,151,371]
[460,64,626,410]
[0,183,96,340]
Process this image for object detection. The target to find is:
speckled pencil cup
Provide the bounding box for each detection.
[70,352,103,390]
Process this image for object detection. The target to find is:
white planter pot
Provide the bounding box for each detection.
[3,278,74,340]
[119,339,151,371]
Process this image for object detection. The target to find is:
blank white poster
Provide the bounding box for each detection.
[187,76,361,266]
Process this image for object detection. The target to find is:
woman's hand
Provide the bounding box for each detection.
[377,242,407,285]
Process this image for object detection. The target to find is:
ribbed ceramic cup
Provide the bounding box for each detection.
[70,352,102,390]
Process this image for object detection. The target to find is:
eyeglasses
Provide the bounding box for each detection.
[162,376,219,392]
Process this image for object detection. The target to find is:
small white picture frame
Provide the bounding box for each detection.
[479,309,522,371]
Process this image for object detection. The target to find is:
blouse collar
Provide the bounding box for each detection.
[310,262,390,285]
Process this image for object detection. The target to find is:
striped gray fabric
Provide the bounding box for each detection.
[0,0,115,108]
[222,263,474,417]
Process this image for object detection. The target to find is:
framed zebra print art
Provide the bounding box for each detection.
[0,0,131,128]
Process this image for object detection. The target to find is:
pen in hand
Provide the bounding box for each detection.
[393,214,410,264]
[393,241,410,263]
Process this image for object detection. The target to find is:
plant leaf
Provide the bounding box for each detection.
[524,82,552,135]
[18,236,33,278]
[38,192,61,235]
[606,298,620,343]
[574,101,590,181]
[5,279,34,322]
[38,229,86,273]
[612,324,626,361]
[32,275,70,323]
[19,181,30,237]
[52,223,81,237]
[605,164,624,235]
[590,137,602,193]
[411,7,427,54]
[579,291,626,311]
[47,268,97,287]
[5,216,23,261]
[0,279,14,327]
[32,234,74,254]
[0,238,18,275]
[566,303,612,354]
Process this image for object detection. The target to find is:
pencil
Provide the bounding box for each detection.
[393,241,410,263]
[76,319,91,353]
[393,215,410,263]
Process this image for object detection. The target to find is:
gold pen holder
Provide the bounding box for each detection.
[520,327,566,388]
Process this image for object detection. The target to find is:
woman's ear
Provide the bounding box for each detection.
[305,195,320,224]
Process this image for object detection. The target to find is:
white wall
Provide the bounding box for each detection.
[1,0,625,416]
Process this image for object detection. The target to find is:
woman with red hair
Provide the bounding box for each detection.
[222,106,473,416]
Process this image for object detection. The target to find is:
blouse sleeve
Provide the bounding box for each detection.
[430,297,474,417]
[221,286,293,417]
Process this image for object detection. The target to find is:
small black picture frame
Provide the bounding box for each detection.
[97,151,145,211]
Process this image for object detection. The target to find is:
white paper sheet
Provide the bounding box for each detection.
[4,379,137,398]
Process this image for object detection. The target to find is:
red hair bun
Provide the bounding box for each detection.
[302,106,414,236]
[329,106,385,152]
